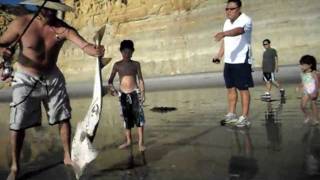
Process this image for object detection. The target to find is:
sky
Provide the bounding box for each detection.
[0,0,37,11]
[0,0,21,5]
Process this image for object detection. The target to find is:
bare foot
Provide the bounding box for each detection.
[311,120,319,126]
[6,170,17,180]
[304,117,311,124]
[139,145,146,152]
[64,157,73,166]
[118,142,131,149]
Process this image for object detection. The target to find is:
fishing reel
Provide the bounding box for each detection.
[1,60,13,80]
[1,47,15,81]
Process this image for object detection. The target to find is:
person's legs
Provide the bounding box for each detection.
[272,80,281,89]
[240,90,251,117]
[263,73,271,94]
[266,81,272,94]
[301,95,310,123]
[227,87,238,114]
[119,129,132,149]
[7,130,25,180]
[271,73,285,97]
[311,100,319,124]
[58,120,72,165]
[273,80,285,97]
[234,89,251,127]
[137,126,146,151]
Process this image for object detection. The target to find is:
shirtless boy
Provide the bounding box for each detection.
[108,40,146,151]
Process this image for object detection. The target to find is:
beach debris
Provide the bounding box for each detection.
[150,106,177,113]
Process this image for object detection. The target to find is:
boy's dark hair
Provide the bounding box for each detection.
[300,55,317,71]
[120,40,135,52]
[263,39,271,44]
[227,0,242,7]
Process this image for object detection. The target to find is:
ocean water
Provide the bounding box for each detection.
[0,85,319,180]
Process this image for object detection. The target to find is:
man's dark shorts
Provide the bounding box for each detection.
[119,90,145,129]
[224,63,254,90]
[263,72,275,82]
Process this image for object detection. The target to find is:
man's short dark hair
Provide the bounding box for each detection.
[120,40,135,51]
[263,39,271,44]
[227,0,242,7]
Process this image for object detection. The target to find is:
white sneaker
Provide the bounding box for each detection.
[235,116,251,127]
[261,92,271,99]
[225,112,238,124]
[280,89,285,97]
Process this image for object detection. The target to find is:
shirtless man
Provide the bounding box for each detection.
[108,40,146,151]
[0,1,104,179]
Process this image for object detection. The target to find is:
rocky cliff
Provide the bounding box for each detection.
[2,1,320,82]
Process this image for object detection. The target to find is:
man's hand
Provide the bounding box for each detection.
[83,44,105,57]
[214,32,225,42]
[95,45,105,57]
[0,47,13,60]
[212,57,221,64]
[0,68,13,82]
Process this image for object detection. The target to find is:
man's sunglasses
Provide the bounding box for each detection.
[225,7,238,11]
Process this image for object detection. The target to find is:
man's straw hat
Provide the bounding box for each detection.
[20,0,74,12]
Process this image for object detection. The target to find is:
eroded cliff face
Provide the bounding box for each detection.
[2,1,320,82]
[61,0,211,81]
[59,0,320,82]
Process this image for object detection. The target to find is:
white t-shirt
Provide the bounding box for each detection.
[223,13,252,64]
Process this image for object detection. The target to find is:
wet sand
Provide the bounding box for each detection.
[1,82,320,179]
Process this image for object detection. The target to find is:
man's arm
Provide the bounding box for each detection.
[212,41,224,64]
[275,56,279,72]
[0,17,22,59]
[214,27,244,42]
[136,62,145,102]
[65,28,104,57]
[217,41,224,59]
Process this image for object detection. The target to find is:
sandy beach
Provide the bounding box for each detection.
[1,65,319,180]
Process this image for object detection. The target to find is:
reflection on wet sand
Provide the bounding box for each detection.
[0,85,319,179]
[227,127,258,180]
[264,98,285,152]
[302,125,320,177]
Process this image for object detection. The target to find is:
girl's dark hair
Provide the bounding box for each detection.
[299,55,317,71]
[120,40,134,52]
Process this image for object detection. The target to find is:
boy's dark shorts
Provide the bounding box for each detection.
[119,90,145,129]
[223,63,254,90]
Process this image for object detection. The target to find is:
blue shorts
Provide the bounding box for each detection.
[223,63,254,90]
